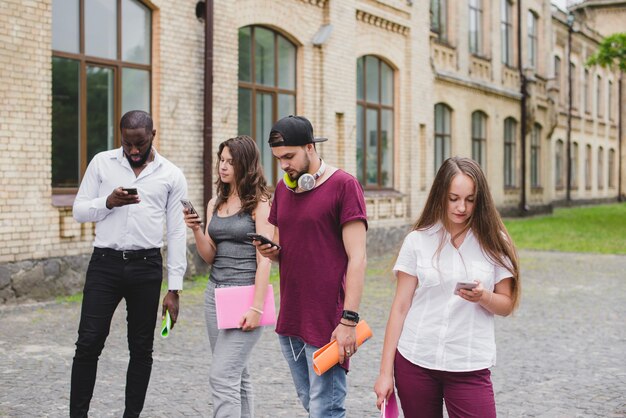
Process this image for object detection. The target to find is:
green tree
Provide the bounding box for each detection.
[586,32,626,72]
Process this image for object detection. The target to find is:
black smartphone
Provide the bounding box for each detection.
[180,199,197,215]
[122,187,138,195]
[246,232,281,250]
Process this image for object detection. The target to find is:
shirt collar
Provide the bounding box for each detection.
[424,222,474,241]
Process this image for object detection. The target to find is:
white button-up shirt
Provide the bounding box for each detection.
[393,223,513,372]
[73,147,188,290]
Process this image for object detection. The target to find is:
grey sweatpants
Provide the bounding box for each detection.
[205,281,263,418]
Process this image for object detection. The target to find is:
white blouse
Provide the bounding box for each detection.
[393,223,513,372]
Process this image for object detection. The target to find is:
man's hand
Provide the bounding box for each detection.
[162,292,180,329]
[331,322,357,364]
[106,187,141,209]
[253,240,280,262]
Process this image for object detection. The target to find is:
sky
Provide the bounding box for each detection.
[552,0,568,12]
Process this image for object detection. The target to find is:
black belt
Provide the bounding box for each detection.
[94,247,161,260]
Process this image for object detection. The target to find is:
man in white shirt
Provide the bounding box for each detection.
[70,110,188,418]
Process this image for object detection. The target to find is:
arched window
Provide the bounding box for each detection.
[471,111,487,168]
[585,145,592,190]
[608,148,615,188]
[356,56,394,188]
[527,11,538,68]
[238,26,296,185]
[503,117,517,187]
[51,0,152,190]
[530,123,541,188]
[555,139,564,189]
[597,146,604,189]
[434,104,452,173]
[572,142,579,189]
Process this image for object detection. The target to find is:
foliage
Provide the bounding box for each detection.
[585,33,626,72]
[504,203,626,254]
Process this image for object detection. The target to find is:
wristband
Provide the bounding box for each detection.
[168,289,182,295]
[339,321,357,327]
[249,306,264,315]
[341,310,360,323]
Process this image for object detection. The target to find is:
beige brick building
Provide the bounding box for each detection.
[0,0,623,301]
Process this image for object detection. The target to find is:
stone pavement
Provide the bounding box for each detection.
[0,250,625,417]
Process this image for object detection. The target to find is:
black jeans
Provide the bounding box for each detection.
[70,248,163,418]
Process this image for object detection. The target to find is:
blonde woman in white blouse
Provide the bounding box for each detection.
[374,157,520,418]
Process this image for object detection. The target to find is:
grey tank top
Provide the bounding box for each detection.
[207,211,257,286]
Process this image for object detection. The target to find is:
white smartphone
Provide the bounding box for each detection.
[454,281,478,295]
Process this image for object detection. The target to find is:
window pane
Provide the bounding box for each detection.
[381,109,393,187]
[365,56,379,103]
[357,57,364,101]
[122,68,150,114]
[238,27,252,82]
[278,36,296,89]
[52,57,80,188]
[52,0,79,53]
[380,62,393,106]
[366,108,378,186]
[85,0,117,59]
[255,27,275,86]
[356,105,364,184]
[122,0,151,65]
[238,87,252,135]
[278,94,295,119]
[86,66,114,163]
[255,93,274,184]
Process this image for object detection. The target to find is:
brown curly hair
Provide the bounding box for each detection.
[214,135,271,215]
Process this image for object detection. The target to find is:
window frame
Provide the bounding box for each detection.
[471,111,487,169]
[469,0,483,55]
[434,103,452,174]
[430,0,448,42]
[597,146,604,190]
[356,55,395,189]
[503,117,517,188]
[527,11,538,69]
[500,0,514,66]
[51,0,152,194]
[530,123,541,188]
[237,25,297,186]
[555,139,564,190]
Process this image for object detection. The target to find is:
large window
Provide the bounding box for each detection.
[527,11,538,68]
[596,75,603,118]
[238,26,297,185]
[431,0,447,42]
[530,123,541,188]
[501,0,514,66]
[608,80,613,120]
[471,111,487,169]
[584,69,590,114]
[572,142,579,189]
[554,56,561,106]
[555,139,564,190]
[469,0,483,54]
[503,117,517,188]
[570,63,577,110]
[51,0,152,190]
[598,146,604,189]
[434,104,452,173]
[608,148,615,188]
[357,56,394,188]
[585,144,592,190]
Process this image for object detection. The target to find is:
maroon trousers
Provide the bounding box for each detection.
[394,350,497,418]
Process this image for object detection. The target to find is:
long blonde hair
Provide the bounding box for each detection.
[413,157,521,310]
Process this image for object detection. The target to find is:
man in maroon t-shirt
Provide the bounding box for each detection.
[255,115,367,417]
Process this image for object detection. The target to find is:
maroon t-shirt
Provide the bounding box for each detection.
[268,169,368,348]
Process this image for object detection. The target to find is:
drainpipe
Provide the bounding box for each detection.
[202,1,214,217]
[518,1,528,214]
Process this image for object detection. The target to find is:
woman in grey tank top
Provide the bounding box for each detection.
[183,136,273,418]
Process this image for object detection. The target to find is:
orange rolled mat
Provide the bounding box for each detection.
[312,320,373,376]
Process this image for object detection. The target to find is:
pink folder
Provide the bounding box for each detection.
[380,391,399,418]
[215,284,276,329]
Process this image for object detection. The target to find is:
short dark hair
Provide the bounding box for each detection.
[120,110,153,133]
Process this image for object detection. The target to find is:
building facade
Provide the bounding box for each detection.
[0,0,623,301]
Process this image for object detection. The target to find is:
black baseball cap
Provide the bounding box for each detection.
[268,115,328,147]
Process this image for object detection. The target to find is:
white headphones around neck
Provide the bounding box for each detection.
[283,159,326,192]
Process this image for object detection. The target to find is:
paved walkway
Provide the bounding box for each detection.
[0,250,625,417]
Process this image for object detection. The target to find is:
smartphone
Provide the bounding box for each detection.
[180,199,197,215]
[246,232,281,250]
[122,187,138,195]
[454,281,478,295]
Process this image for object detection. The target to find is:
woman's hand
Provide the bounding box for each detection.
[459,280,484,303]
[239,308,261,331]
[374,373,394,410]
[183,208,202,232]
